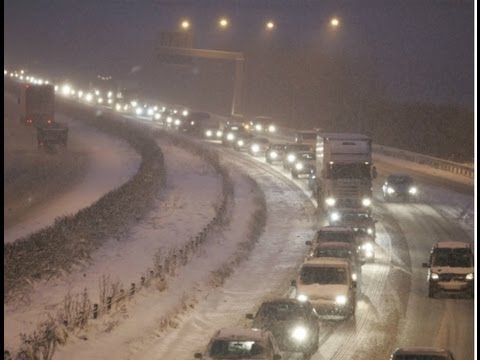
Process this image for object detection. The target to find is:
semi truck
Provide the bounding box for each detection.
[18,84,55,126]
[313,133,376,214]
[37,122,69,153]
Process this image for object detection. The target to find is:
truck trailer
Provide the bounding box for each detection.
[314,133,376,214]
[36,123,69,153]
[18,84,55,126]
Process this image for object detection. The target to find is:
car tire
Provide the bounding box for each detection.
[428,284,436,298]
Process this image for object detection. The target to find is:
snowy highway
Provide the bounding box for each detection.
[4,97,474,359]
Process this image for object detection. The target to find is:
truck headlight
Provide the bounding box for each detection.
[466,273,474,280]
[325,197,336,206]
[431,273,439,280]
[270,151,278,159]
[387,187,395,194]
[205,130,212,137]
[409,187,417,194]
[297,294,308,302]
[362,198,372,207]
[251,144,260,153]
[287,154,296,162]
[268,125,276,132]
[291,326,308,342]
[330,212,340,222]
[295,163,304,170]
[335,295,348,305]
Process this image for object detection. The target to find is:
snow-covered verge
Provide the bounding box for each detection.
[4,103,166,304]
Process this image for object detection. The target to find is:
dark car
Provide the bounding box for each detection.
[265,143,288,164]
[382,174,418,202]
[222,123,247,146]
[233,132,255,151]
[390,347,455,360]
[246,298,319,356]
[248,137,270,156]
[328,209,377,239]
[282,144,313,170]
[291,151,316,179]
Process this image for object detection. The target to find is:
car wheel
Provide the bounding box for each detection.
[428,284,436,298]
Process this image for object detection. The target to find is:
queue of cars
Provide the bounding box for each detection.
[153,115,466,359]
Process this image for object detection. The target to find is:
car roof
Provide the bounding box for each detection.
[434,241,471,249]
[214,327,269,342]
[303,257,350,267]
[261,298,305,306]
[392,346,452,355]
[319,133,371,140]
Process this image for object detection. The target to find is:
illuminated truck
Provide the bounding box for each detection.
[313,133,376,214]
[18,84,55,126]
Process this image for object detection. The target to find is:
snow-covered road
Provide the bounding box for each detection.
[4,119,474,359]
[4,113,141,243]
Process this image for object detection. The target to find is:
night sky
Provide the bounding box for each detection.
[4,0,474,110]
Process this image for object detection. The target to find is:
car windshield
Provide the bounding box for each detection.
[257,303,307,320]
[392,355,450,360]
[209,340,265,358]
[314,248,351,259]
[432,249,472,267]
[300,266,347,285]
[328,163,371,180]
[317,231,354,243]
[286,144,311,153]
[299,153,315,160]
[389,176,413,185]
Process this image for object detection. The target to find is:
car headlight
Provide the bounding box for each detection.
[270,151,278,159]
[268,125,276,132]
[287,154,296,162]
[227,133,235,141]
[255,124,262,131]
[330,212,340,222]
[216,130,223,138]
[387,187,395,194]
[325,197,336,207]
[362,242,373,252]
[297,294,308,302]
[335,295,348,305]
[431,273,439,280]
[205,130,212,137]
[362,198,372,207]
[295,163,304,170]
[166,116,173,124]
[251,144,260,153]
[409,187,417,194]
[291,326,308,342]
[154,113,161,120]
[174,119,181,126]
[352,273,357,282]
[238,140,244,146]
[466,273,474,280]
[367,228,373,235]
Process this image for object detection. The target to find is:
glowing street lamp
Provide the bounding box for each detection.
[219,17,229,28]
[266,21,275,30]
[180,20,190,30]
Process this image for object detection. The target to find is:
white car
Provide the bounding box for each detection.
[292,257,356,319]
[422,241,474,298]
[194,327,282,360]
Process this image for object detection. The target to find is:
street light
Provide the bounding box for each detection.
[330,17,340,27]
[266,20,275,30]
[180,20,190,30]
[219,17,229,28]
